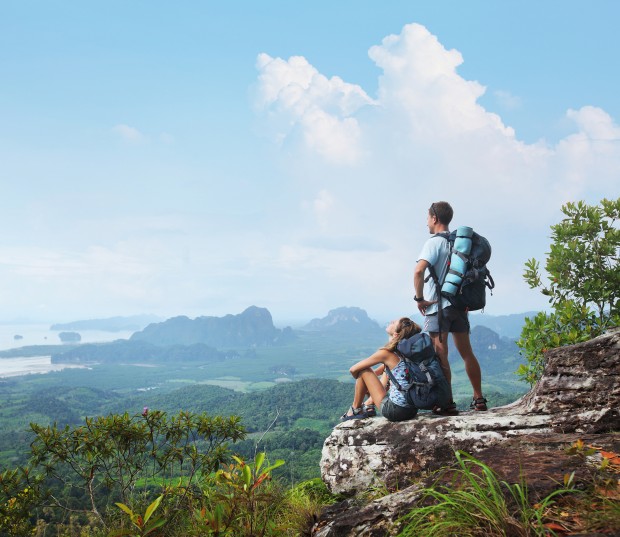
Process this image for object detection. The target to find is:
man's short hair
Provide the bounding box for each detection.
[429,201,453,225]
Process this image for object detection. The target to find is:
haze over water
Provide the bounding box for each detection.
[0,323,134,377]
[0,356,89,378]
[0,323,134,351]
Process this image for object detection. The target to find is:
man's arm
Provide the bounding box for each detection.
[413,259,436,315]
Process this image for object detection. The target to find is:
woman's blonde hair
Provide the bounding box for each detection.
[383,317,422,352]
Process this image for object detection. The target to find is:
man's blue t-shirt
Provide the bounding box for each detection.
[417,234,451,315]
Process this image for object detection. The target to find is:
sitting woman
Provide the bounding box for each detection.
[341,317,420,422]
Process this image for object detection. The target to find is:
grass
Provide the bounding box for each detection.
[397,451,578,537]
[275,477,340,533]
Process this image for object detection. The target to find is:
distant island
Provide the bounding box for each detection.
[51,314,162,333]
[58,331,81,343]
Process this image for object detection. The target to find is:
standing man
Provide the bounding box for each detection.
[413,201,487,414]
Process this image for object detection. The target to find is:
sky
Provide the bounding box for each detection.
[1,1,619,326]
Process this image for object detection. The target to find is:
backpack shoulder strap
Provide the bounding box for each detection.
[384,364,402,392]
[384,351,404,392]
[424,232,452,285]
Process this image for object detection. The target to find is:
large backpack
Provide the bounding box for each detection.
[384,332,451,410]
[429,226,495,312]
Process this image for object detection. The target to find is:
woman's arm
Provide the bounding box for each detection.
[374,363,386,376]
[350,349,399,379]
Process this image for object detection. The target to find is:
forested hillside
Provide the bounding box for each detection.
[0,376,523,484]
[0,307,529,484]
[0,309,534,536]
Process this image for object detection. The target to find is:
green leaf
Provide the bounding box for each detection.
[262,459,285,474]
[143,517,166,535]
[144,495,163,524]
[242,463,252,488]
[255,451,266,473]
[115,502,135,517]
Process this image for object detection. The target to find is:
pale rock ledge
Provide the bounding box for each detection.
[313,328,620,536]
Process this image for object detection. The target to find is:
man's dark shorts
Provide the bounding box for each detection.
[380,396,418,422]
[424,306,469,333]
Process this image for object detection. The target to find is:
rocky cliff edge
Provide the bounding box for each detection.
[315,328,620,536]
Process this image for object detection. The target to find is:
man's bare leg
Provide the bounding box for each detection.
[452,331,483,399]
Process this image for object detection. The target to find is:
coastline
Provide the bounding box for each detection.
[0,356,89,378]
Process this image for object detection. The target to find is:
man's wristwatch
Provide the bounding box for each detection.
[414,296,424,302]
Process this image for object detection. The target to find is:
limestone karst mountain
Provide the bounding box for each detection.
[130,305,294,347]
[302,306,385,335]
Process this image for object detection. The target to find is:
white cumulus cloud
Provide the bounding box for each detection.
[254,53,377,164]
[368,23,514,139]
[253,22,620,316]
[566,106,620,141]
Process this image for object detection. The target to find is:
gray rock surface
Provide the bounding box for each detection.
[314,328,620,536]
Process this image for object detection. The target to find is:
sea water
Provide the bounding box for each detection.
[0,323,135,351]
[0,355,89,378]
[0,323,134,378]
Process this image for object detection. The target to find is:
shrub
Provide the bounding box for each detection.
[517,198,620,385]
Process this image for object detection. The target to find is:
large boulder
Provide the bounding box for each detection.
[314,328,620,536]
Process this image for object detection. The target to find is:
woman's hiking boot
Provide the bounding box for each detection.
[340,406,369,421]
[432,401,459,416]
[470,397,488,411]
[363,403,377,417]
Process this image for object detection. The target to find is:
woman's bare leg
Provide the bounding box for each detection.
[365,371,389,407]
[346,368,387,416]
[350,374,367,407]
[355,369,386,407]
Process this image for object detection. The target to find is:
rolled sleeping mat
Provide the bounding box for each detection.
[442,226,473,296]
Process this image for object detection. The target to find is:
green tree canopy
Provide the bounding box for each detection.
[517,197,620,385]
[524,198,619,321]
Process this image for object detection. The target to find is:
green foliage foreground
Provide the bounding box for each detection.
[2,409,618,536]
[29,409,246,526]
[0,410,336,536]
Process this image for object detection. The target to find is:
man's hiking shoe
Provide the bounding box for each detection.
[432,401,459,416]
[340,406,368,422]
[470,397,488,411]
[363,403,377,417]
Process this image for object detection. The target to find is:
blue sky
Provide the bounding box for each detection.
[1,1,618,325]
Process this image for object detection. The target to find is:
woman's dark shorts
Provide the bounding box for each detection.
[380,396,418,422]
